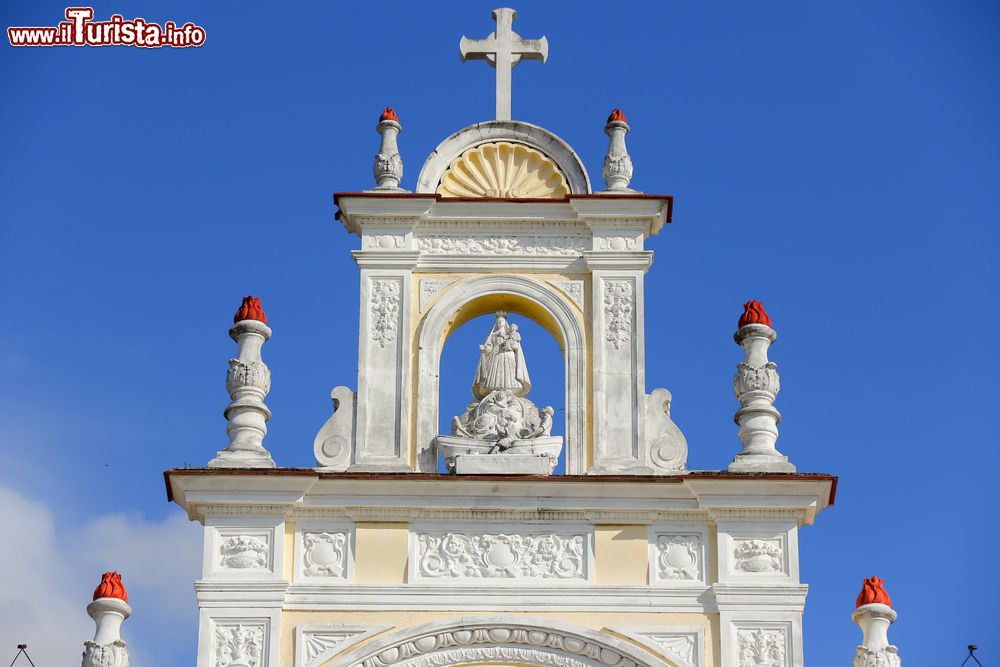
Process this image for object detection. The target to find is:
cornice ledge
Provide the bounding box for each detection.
[705,507,807,524]
[582,250,654,271]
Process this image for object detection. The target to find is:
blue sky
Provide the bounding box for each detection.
[2,1,998,665]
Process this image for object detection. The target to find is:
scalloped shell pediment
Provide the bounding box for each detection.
[437,141,570,199]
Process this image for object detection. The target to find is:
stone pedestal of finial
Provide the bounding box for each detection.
[728,300,796,473]
[210,296,276,468]
[602,109,637,193]
[852,577,901,667]
[368,107,409,192]
[82,573,131,667]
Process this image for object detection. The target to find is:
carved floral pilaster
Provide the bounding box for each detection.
[370,279,401,349]
[736,628,787,667]
[603,280,633,351]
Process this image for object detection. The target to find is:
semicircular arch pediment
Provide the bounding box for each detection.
[416,121,592,196]
[322,616,675,667]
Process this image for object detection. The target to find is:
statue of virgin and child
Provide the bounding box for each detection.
[451,311,553,448]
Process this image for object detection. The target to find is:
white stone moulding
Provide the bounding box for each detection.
[293,520,354,583]
[607,626,705,667]
[409,523,594,584]
[293,624,391,667]
[647,525,710,586]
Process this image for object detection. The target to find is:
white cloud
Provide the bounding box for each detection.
[0,485,201,667]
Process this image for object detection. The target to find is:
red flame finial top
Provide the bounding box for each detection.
[607,108,627,124]
[234,295,267,325]
[93,571,128,603]
[380,107,399,122]
[738,300,772,328]
[856,576,892,608]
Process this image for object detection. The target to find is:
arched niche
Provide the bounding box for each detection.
[415,275,586,474]
[324,616,674,667]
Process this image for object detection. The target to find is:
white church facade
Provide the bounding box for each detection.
[80,8,903,667]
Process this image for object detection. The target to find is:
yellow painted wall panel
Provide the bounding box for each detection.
[594,525,648,585]
[354,522,409,584]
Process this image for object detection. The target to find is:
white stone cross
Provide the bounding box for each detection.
[460,8,548,121]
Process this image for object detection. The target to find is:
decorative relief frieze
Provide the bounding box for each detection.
[369,279,401,349]
[736,628,787,667]
[219,535,268,570]
[733,362,780,396]
[302,531,348,578]
[416,235,588,256]
[290,507,710,523]
[603,280,633,350]
[215,623,265,667]
[416,531,586,580]
[654,535,702,581]
[733,538,783,574]
[419,279,455,311]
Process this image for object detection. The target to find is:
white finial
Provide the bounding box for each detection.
[728,300,796,473]
[369,107,409,192]
[852,577,902,667]
[602,109,637,192]
[460,8,548,121]
[209,296,277,468]
[82,572,131,667]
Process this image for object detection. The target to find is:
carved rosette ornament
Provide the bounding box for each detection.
[370,107,408,192]
[728,300,795,473]
[82,572,132,667]
[602,109,636,192]
[210,297,276,468]
[852,577,902,667]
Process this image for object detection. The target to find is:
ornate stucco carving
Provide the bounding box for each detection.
[642,634,696,666]
[437,141,569,199]
[340,619,662,667]
[603,280,633,350]
[655,535,701,581]
[82,640,129,667]
[416,531,585,580]
[552,280,585,309]
[219,535,268,569]
[313,386,355,470]
[644,389,688,473]
[854,645,901,667]
[302,531,348,578]
[736,628,787,667]
[215,623,265,667]
[419,279,455,310]
[733,538,783,574]
[416,235,587,256]
[369,279,401,349]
